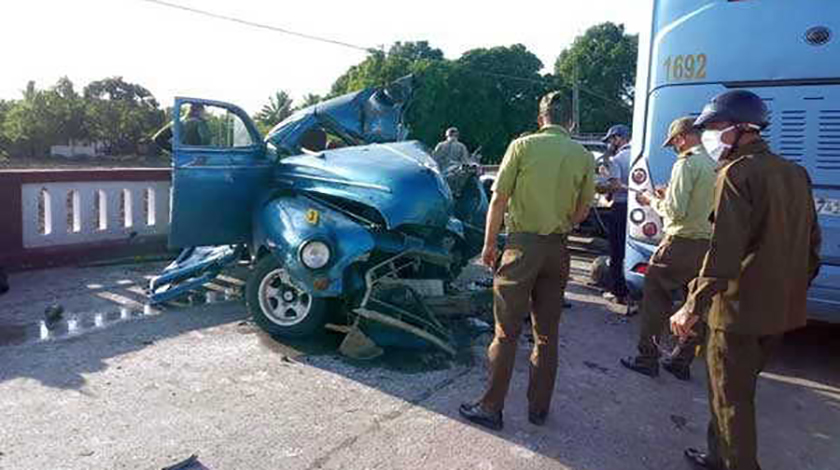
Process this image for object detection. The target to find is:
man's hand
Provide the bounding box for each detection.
[481,244,498,271]
[670,306,700,340]
[598,165,611,178]
[654,186,667,199]
[636,191,653,207]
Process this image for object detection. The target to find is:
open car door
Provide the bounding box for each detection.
[168,98,273,248]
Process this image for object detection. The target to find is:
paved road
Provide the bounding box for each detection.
[0,259,838,470]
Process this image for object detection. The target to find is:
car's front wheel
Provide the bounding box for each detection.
[246,255,329,338]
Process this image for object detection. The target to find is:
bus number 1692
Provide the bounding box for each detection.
[664,54,708,81]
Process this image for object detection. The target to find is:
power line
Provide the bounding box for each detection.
[136,0,631,110]
[138,0,377,53]
[578,86,631,110]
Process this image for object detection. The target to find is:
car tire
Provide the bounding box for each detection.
[246,255,330,338]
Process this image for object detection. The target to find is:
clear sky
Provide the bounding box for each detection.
[1,0,647,114]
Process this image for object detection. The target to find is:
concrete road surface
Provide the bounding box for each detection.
[0,259,838,470]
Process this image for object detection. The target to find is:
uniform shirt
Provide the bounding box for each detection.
[651,145,716,240]
[607,144,632,203]
[432,139,471,171]
[182,117,211,146]
[151,116,212,151]
[492,125,595,235]
[684,140,822,335]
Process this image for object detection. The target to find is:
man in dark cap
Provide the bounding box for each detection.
[597,124,632,305]
[672,90,822,470]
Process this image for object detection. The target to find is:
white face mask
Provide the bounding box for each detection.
[701,126,737,161]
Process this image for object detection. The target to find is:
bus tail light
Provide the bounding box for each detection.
[628,156,663,244]
[632,263,649,275]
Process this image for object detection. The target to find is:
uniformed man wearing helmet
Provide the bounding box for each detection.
[671,90,822,470]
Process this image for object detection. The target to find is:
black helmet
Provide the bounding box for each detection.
[694,90,769,130]
[602,124,631,142]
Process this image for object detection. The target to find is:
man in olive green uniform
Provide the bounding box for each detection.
[152,103,212,152]
[433,127,472,172]
[459,91,595,430]
[670,91,822,470]
[621,117,716,381]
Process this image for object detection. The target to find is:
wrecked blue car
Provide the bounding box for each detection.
[149,77,488,354]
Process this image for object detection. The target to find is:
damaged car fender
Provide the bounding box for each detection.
[253,195,376,298]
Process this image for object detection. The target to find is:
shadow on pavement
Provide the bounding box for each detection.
[2,257,838,470]
[0,300,249,391]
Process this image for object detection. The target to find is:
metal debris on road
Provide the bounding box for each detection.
[43,304,64,327]
[161,454,210,470]
[670,414,688,430]
[583,361,610,374]
[338,321,384,360]
[466,318,492,334]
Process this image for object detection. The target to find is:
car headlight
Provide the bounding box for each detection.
[300,241,331,269]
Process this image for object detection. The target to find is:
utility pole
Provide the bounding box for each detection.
[572,61,581,135]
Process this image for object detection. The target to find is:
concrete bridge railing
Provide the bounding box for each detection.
[0,169,172,271]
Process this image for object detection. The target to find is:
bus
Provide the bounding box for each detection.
[625,0,840,322]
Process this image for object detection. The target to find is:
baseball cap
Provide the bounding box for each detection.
[662,117,698,148]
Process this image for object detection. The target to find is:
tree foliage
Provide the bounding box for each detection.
[388,41,444,61]
[83,76,165,155]
[3,80,68,157]
[554,22,638,132]
[0,77,165,158]
[328,42,553,163]
[0,23,639,162]
[254,91,294,133]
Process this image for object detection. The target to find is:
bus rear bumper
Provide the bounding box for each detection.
[624,239,656,301]
[624,240,840,323]
[808,263,840,324]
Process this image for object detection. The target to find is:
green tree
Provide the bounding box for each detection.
[452,44,551,160]
[2,81,59,157]
[388,41,444,61]
[327,41,555,163]
[554,22,638,133]
[83,76,164,155]
[0,99,13,159]
[51,77,90,150]
[254,91,294,132]
[330,50,413,97]
[327,41,446,97]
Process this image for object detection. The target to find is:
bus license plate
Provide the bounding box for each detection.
[816,198,840,217]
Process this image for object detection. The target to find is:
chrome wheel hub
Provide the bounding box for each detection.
[258,268,312,327]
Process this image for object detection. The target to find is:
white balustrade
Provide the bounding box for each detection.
[21,181,171,249]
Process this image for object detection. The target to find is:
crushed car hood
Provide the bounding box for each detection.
[274,140,453,230]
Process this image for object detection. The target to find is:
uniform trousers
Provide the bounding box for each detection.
[706,330,780,470]
[638,235,710,366]
[480,233,570,414]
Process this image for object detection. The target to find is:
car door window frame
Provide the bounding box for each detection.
[173,97,264,156]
